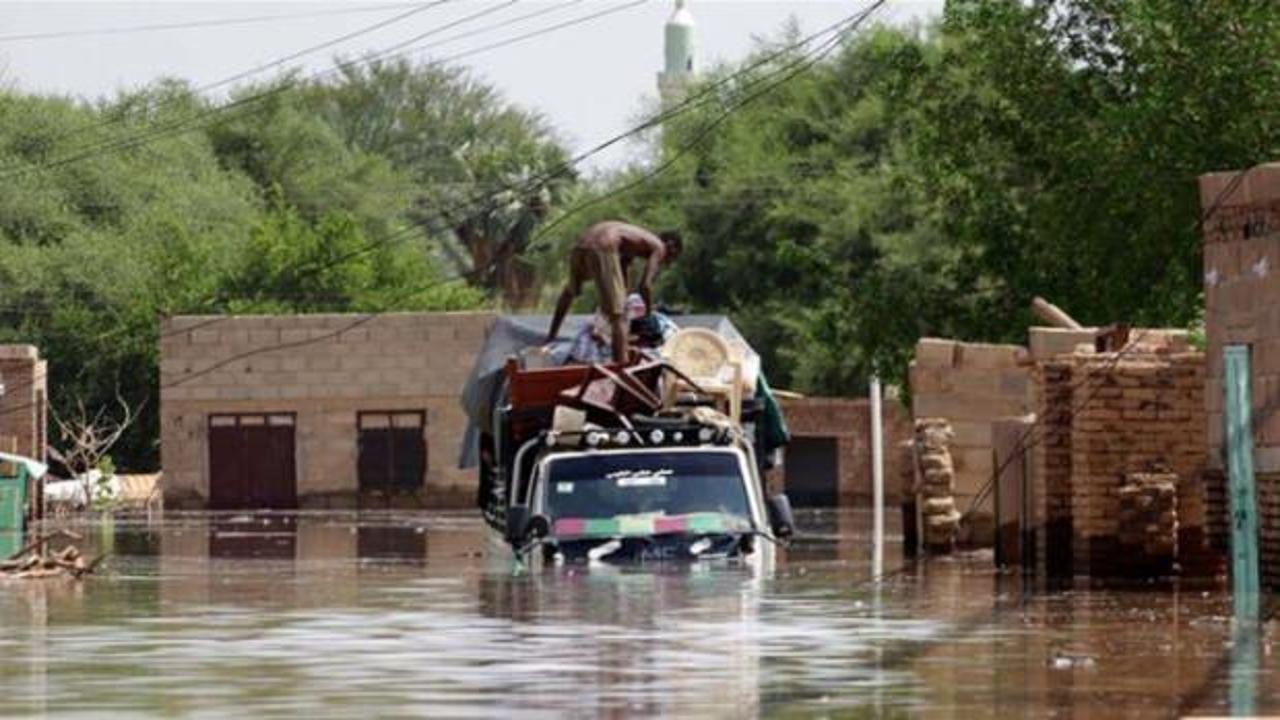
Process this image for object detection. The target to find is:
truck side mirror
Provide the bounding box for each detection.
[505,506,530,544]
[767,494,796,538]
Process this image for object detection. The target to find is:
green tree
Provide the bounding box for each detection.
[299,58,575,307]
[564,2,1280,395]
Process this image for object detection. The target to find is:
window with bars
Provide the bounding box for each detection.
[357,411,426,490]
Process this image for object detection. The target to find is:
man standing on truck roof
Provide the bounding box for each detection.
[545,221,683,363]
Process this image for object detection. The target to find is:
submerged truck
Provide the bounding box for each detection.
[459,315,794,565]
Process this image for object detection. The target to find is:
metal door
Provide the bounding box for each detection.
[208,414,297,510]
[785,436,840,507]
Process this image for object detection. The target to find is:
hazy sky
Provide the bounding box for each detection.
[0,1,943,169]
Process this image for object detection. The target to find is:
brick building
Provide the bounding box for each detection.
[908,328,1203,566]
[772,396,910,506]
[1200,163,1280,589]
[1028,351,1212,577]
[0,344,48,461]
[160,313,496,510]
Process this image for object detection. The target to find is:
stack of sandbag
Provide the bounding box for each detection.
[914,418,961,553]
[1117,472,1178,573]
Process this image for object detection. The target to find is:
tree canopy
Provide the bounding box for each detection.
[548,0,1280,394]
[0,59,566,469]
[5,1,1280,468]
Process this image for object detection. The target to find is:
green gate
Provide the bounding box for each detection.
[1224,345,1261,622]
[0,461,29,560]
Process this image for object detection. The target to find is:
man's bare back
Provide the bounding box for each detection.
[546,221,684,363]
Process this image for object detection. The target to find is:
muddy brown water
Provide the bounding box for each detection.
[0,509,1276,718]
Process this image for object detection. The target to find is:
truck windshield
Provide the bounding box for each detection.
[541,451,753,532]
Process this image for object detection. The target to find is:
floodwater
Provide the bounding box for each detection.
[0,510,1276,718]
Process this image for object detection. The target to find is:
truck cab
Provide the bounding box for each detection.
[500,423,787,564]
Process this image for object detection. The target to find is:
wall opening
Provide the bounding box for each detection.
[786,436,840,507]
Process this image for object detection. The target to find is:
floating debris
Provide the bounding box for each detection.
[0,530,105,581]
[1049,652,1098,671]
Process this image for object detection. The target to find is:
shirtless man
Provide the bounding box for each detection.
[545,221,683,363]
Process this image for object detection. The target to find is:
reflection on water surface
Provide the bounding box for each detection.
[0,510,1275,717]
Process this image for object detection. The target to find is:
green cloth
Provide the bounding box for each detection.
[755,373,790,453]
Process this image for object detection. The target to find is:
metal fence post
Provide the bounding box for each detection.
[1224,345,1261,622]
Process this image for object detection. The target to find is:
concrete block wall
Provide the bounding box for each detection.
[1201,162,1280,588]
[773,396,911,505]
[0,344,48,461]
[160,312,497,509]
[909,339,1031,516]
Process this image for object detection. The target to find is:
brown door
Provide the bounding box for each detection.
[208,414,297,510]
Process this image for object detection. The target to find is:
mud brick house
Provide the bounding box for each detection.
[771,396,910,507]
[1028,350,1212,578]
[0,344,48,461]
[1200,163,1280,590]
[160,313,496,510]
[908,328,1211,573]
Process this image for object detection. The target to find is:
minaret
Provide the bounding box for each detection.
[657,0,697,105]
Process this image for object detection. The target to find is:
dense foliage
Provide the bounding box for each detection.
[4,0,1279,468]
[550,0,1280,394]
[0,60,567,469]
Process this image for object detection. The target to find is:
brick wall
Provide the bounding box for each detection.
[1032,351,1210,577]
[1200,163,1280,589]
[909,339,1031,517]
[0,345,48,461]
[160,312,496,509]
[773,396,911,505]
[1032,358,1075,576]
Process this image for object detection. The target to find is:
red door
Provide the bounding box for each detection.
[208,414,297,510]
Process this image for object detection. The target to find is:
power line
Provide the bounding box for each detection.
[0,0,471,172]
[0,0,639,181]
[223,0,880,306]
[0,4,426,43]
[135,0,889,393]
[194,1,457,98]
[957,162,1265,521]
[531,0,887,243]
[0,0,878,326]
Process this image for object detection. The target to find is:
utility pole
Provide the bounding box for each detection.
[870,374,884,579]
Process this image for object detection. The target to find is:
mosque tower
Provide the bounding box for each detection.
[657,0,697,105]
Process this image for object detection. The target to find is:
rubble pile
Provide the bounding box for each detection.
[1,531,104,580]
[1117,472,1178,569]
[914,418,961,553]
